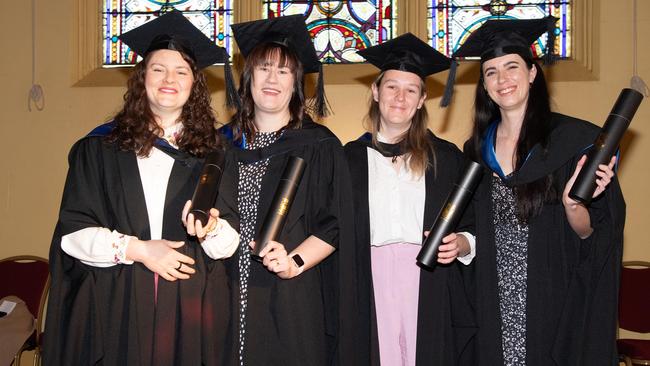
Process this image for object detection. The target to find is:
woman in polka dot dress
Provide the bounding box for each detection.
[215,15,358,366]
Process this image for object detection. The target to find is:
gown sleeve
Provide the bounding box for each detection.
[551,153,626,364]
[44,137,119,365]
[305,138,347,248]
[55,138,115,236]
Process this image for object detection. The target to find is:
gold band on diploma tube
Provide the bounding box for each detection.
[278,197,290,216]
[440,203,456,221]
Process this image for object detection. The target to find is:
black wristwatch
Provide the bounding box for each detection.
[291,253,305,269]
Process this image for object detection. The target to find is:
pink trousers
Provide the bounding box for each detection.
[371,243,421,366]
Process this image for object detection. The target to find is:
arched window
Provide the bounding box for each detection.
[427,0,571,58]
[262,1,397,63]
[103,1,234,66]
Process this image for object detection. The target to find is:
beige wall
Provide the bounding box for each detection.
[0,0,648,344]
[3,0,646,259]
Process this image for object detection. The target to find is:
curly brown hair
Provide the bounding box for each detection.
[107,50,221,158]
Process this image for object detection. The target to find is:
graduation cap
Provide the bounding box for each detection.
[231,15,330,117]
[453,16,558,63]
[118,10,239,108]
[440,16,558,107]
[357,33,452,80]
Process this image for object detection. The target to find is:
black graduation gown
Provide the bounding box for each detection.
[218,119,358,366]
[465,113,626,366]
[344,131,477,366]
[43,133,238,366]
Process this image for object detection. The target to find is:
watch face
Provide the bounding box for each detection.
[292,254,305,268]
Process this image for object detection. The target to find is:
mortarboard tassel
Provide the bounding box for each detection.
[223,60,241,110]
[314,63,331,118]
[440,61,458,107]
[543,17,558,65]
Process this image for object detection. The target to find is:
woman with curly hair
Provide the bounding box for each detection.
[44,11,240,365]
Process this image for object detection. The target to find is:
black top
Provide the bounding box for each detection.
[344,132,477,365]
[464,113,626,365]
[43,130,239,365]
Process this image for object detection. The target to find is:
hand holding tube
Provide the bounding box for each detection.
[568,88,643,203]
[251,156,306,260]
[435,232,471,264]
[189,150,226,226]
[182,200,220,240]
[417,161,483,269]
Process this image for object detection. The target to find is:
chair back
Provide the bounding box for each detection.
[619,261,650,333]
[0,256,50,331]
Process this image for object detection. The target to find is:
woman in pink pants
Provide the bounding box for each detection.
[344,33,477,366]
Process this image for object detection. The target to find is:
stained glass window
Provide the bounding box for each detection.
[428,0,571,59]
[262,1,397,64]
[103,1,234,67]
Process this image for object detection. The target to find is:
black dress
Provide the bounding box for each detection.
[43,125,238,365]
[465,113,626,366]
[218,118,359,366]
[344,131,477,366]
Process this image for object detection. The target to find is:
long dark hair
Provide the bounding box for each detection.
[468,56,557,222]
[364,71,435,178]
[107,50,220,158]
[233,42,307,143]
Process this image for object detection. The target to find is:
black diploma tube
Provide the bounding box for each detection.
[417,161,483,269]
[569,88,644,204]
[251,156,306,259]
[189,150,226,226]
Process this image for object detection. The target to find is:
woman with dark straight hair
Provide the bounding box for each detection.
[217,15,357,366]
[44,11,240,365]
[344,33,477,366]
[460,17,625,365]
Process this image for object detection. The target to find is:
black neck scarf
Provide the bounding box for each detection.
[358,132,404,162]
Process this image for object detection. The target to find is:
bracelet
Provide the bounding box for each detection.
[204,219,223,239]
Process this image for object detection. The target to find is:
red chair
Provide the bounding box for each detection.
[618,261,650,366]
[0,256,49,366]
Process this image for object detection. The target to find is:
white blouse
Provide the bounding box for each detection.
[61,131,238,267]
[366,139,475,264]
[368,147,426,247]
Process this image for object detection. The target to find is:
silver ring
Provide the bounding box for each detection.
[176,262,183,270]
